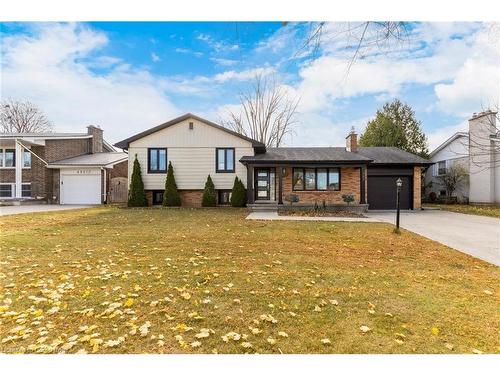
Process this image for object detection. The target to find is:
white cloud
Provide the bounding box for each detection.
[427,121,468,151]
[1,23,179,144]
[151,52,160,62]
[210,57,238,66]
[175,47,203,57]
[434,23,500,115]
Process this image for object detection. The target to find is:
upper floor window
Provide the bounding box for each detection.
[148,148,167,173]
[0,149,15,168]
[216,148,235,173]
[437,161,446,175]
[23,151,31,168]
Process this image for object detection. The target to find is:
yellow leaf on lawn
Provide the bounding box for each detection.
[124,298,134,307]
[431,327,440,336]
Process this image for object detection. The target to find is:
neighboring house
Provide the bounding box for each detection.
[426,110,500,204]
[115,113,431,210]
[426,132,469,202]
[0,126,128,204]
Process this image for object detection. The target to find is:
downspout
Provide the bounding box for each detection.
[101,167,107,204]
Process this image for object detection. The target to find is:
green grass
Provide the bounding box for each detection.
[424,204,500,218]
[1,207,499,354]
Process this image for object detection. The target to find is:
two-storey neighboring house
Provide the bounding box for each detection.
[0,126,128,204]
[115,113,431,209]
[426,110,500,204]
[426,132,470,202]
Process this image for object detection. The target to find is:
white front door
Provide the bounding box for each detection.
[60,173,101,204]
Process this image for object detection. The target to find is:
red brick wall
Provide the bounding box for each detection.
[413,166,422,210]
[282,166,361,205]
[179,190,203,207]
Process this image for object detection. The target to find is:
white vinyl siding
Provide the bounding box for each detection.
[127,117,255,190]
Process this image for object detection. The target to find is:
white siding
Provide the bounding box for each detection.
[425,135,470,202]
[127,117,255,190]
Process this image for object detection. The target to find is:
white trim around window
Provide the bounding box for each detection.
[0,148,31,169]
[0,183,32,198]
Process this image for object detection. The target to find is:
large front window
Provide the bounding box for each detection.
[216,148,235,173]
[292,168,341,191]
[148,148,167,173]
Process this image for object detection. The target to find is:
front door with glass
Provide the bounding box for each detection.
[255,168,270,200]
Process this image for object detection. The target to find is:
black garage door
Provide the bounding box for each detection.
[367,172,412,210]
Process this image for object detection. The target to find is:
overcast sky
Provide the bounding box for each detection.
[1,22,499,150]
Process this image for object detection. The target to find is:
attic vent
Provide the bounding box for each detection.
[189,122,194,130]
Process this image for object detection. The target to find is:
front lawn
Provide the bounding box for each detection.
[423,204,500,218]
[0,207,498,354]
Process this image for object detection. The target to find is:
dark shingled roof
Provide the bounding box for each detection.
[241,146,431,165]
[240,147,373,163]
[357,147,431,165]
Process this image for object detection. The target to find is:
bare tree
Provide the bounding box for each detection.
[222,75,299,147]
[436,163,469,201]
[1,99,53,133]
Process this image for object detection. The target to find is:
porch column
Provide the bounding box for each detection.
[277,165,283,205]
[246,164,254,204]
[15,140,22,198]
[360,165,366,204]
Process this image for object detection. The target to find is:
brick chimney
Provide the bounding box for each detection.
[346,127,358,152]
[87,125,103,153]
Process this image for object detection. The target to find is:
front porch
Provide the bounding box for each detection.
[245,163,368,211]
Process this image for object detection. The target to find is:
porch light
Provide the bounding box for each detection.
[396,178,402,188]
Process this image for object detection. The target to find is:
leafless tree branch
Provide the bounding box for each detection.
[1,99,53,133]
[221,74,300,147]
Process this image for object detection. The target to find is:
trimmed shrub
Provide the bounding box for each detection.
[342,193,355,205]
[429,191,437,202]
[230,177,247,207]
[202,175,216,207]
[163,161,181,206]
[128,154,148,207]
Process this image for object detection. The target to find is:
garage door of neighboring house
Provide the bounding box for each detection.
[60,170,101,205]
[367,168,413,210]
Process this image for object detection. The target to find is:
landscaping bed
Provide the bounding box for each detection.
[279,209,366,218]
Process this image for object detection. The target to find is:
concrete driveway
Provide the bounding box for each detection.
[0,205,94,216]
[366,210,500,266]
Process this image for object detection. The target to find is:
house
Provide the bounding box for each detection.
[0,126,128,204]
[426,110,500,204]
[115,113,431,210]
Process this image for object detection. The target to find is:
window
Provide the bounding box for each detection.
[216,148,235,172]
[3,149,15,168]
[21,183,31,198]
[292,168,341,191]
[218,190,232,205]
[293,169,304,190]
[23,151,31,168]
[0,184,13,198]
[152,190,164,205]
[327,169,340,190]
[305,168,316,190]
[317,169,327,190]
[439,190,446,196]
[148,148,167,173]
[438,161,446,175]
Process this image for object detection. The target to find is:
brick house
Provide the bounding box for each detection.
[0,126,127,204]
[115,113,430,209]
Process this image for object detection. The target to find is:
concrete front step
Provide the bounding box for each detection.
[247,204,279,212]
